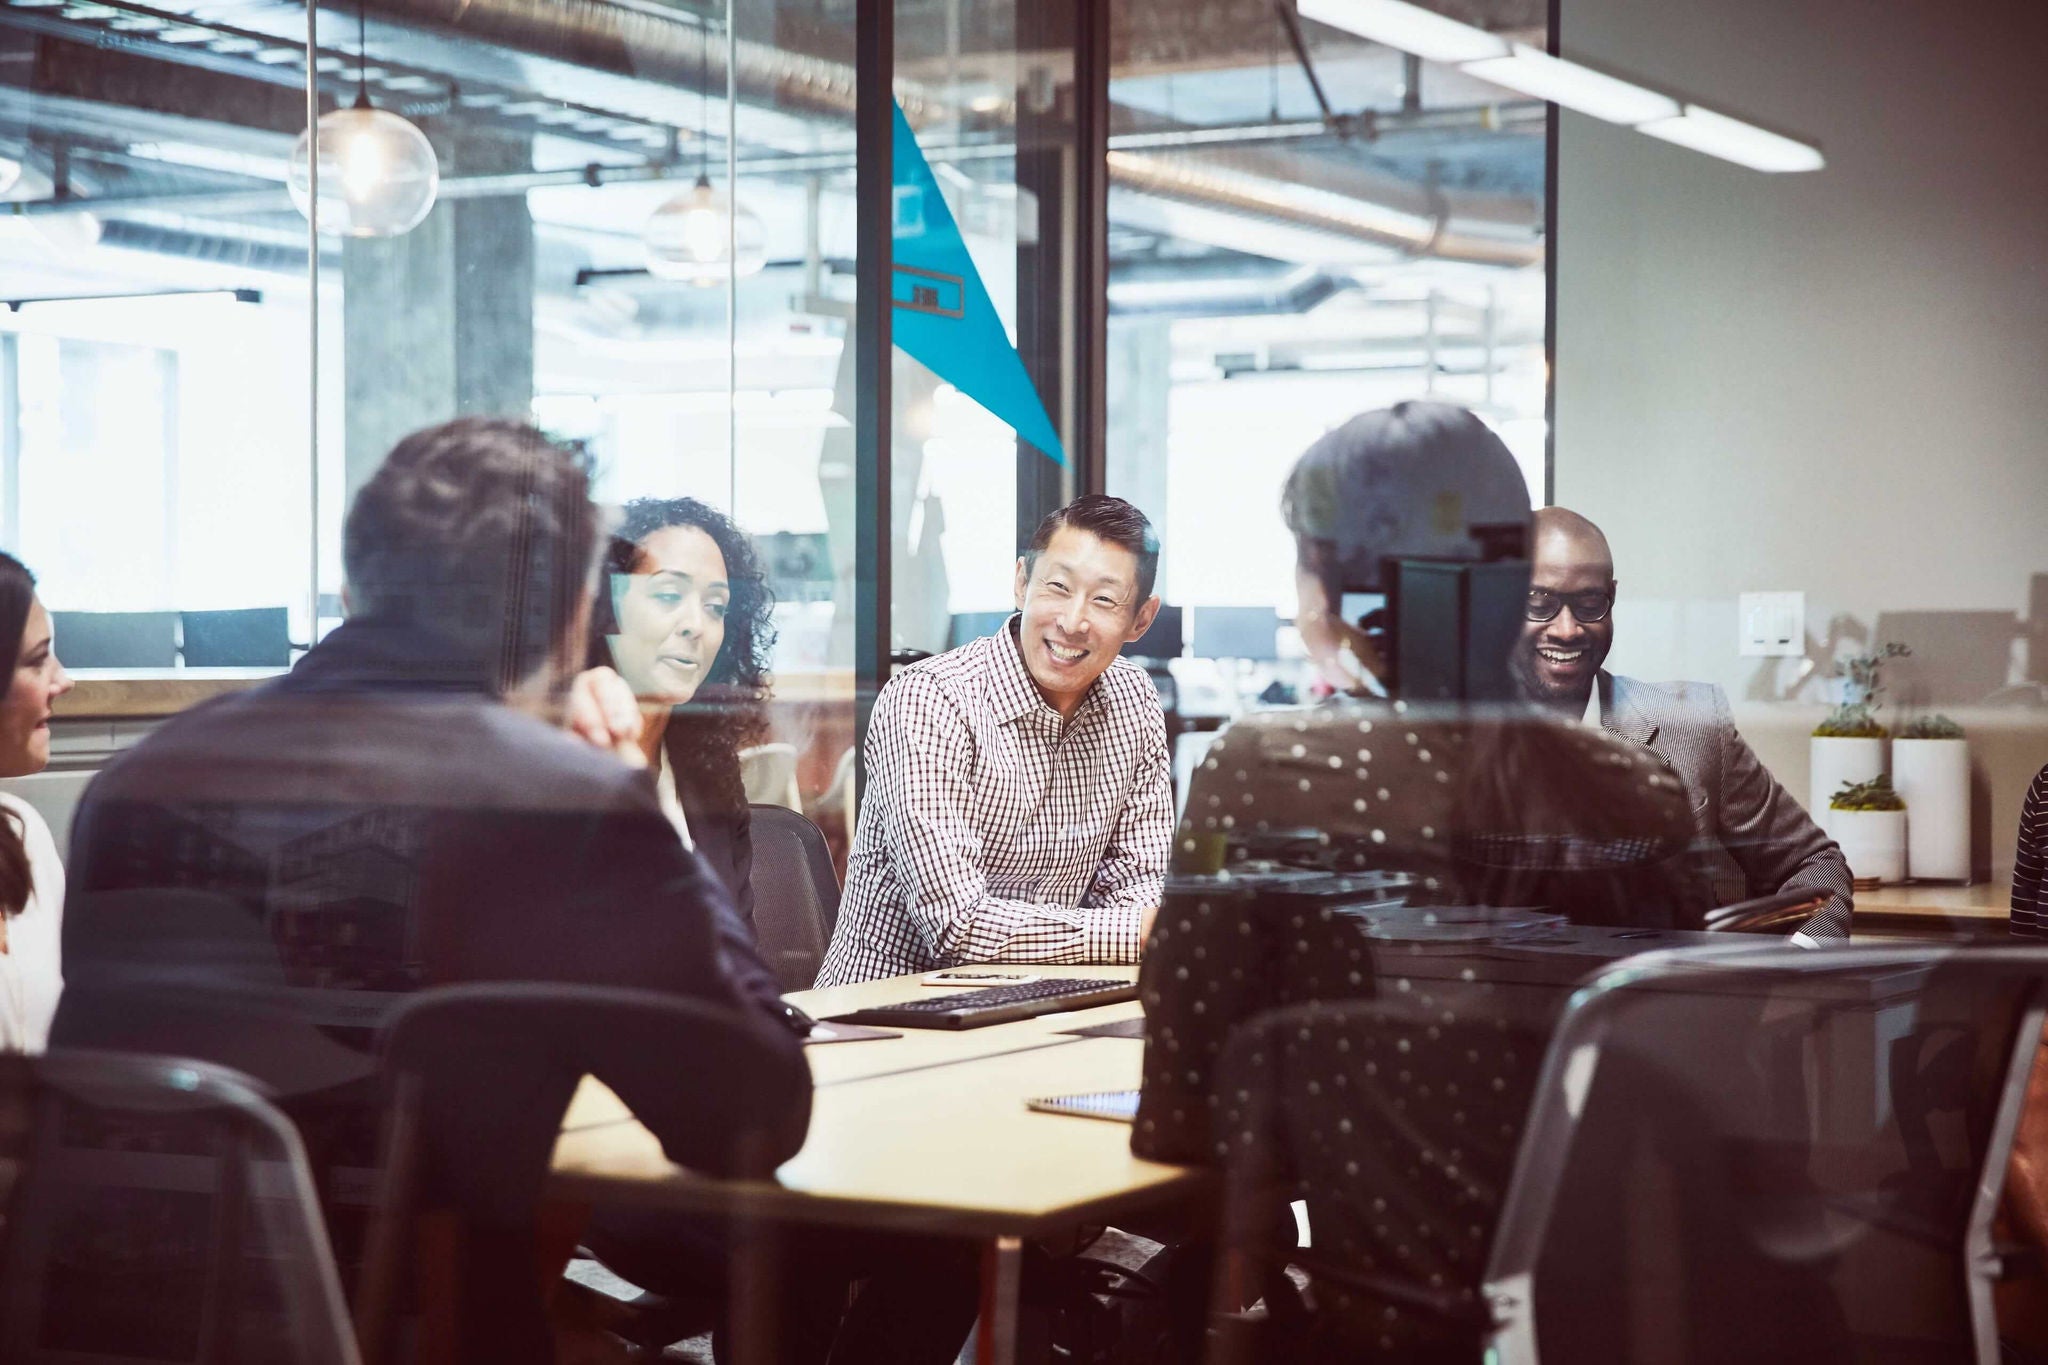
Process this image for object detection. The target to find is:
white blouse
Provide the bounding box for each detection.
[0,792,64,1053]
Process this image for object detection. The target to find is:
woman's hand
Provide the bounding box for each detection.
[566,666,646,768]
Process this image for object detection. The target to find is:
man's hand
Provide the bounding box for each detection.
[1140,903,1159,952]
[566,666,646,768]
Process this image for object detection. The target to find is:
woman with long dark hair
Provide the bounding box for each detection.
[0,552,73,1051]
[589,496,775,923]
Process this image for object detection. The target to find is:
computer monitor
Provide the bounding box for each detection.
[50,611,179,669]
[947,611,1013,649]
[1190,606,1280,662]
[182,607,292,668]
[1121,604,1183,661]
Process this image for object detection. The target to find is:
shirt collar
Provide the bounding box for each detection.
[987,613,1105,726]
[1580,681,1603,729]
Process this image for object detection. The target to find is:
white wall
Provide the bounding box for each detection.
[1554,0,2048,715]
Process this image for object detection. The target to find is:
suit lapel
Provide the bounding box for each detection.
[1598,671,1660,747]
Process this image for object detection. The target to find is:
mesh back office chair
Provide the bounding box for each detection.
[1206,944,2048,1364]
[181,607,293,668]
[50,610,179,668]
[355,982,810,1365]
[0,1049,360,1365]
[747,803,841,993]
[1484,944,2047,1364]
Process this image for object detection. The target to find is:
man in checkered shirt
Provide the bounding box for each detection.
[816,495,1174,986]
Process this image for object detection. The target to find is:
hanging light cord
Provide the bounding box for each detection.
[354,0,370,110]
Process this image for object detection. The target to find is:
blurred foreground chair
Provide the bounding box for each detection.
[746,803,841,993]
[354,982,809,1365]
[1206,944,2048,1363]
[0,1049,359,1365]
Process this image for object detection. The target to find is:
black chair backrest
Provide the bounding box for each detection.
[747,803,841,992]
[181,607,292,668]
[50,610,178,669]
[0,1049,359,1365]
[356,982,810,1365]
[1208,943,2048,1365]
[1484,943,2048,1364]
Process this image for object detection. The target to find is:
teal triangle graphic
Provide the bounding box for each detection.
[890,100,1066,466]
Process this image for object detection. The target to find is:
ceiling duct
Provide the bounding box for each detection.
[11,0,1543,269]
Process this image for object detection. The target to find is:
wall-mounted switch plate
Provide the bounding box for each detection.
[1738,591,1805,657]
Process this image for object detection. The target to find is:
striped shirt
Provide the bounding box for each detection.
[816,617,1173,986]
[2012,764,2048,938]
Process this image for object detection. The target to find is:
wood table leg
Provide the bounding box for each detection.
[974,1235,1025,1365]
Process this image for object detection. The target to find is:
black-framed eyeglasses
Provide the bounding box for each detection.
[1525,588,1613,624]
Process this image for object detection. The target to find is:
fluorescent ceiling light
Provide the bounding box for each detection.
[1296,0,1507,65]
[1462,44,1679,125]
[1639,105,1826,172]
[1298,1,1823,174]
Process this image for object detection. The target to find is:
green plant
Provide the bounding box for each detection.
[1898,713,1964,740]
[1812,641,1911,738]
[1830,774,1906,812]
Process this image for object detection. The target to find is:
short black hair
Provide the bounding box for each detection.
[1023,494,1160,603]
[343,417,598,693]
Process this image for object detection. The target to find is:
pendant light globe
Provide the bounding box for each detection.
[643,174,767,285]
[289,104,440,238]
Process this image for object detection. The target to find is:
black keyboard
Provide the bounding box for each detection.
[826,977,1139,1030]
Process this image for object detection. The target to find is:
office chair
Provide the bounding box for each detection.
[49,609,179,668]
[1201,944,2048,1363]
[355,982,810,1365]
[747,803,842,992]
[1483,944,2048,1364]
[0,1049,360,1365]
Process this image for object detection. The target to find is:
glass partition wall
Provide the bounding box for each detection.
[1103,0,1550,677]
[0,0,1552,835]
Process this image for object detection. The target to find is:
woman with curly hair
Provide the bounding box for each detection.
[590,496,776,926]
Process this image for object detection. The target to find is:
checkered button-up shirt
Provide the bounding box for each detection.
[815,618,1172,986]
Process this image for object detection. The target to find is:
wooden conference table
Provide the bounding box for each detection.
[548,965,1192,1365]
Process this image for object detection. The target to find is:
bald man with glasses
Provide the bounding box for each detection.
[1509,506,1853,942]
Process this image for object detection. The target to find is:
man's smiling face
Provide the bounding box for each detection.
[1012,526,1159,719]
[1508,509,1616,710]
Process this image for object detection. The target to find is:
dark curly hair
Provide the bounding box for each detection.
[589,497,776,814]
[344,418,598,695]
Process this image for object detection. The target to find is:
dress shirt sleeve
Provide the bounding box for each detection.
[1711,688,1855,940]
[1080,701,1173,959]
[871,672,1142,966]
[2013,766,2048,937]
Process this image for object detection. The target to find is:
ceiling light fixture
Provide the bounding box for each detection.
[1296,0,1823,171]
[642,20,765,285]
[286,0,440,236]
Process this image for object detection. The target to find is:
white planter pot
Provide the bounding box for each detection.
[1810,736,1886,837]
[1832,807,1907,884]
[1892,737,1970,881]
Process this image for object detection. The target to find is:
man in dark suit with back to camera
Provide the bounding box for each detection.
[1507,505,1853,941]
[52,418,812,1353]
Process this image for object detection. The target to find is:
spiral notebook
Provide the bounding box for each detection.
[1025,1089,1140,1123]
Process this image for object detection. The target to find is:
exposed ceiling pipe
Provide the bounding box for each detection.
[42,0,1541,267]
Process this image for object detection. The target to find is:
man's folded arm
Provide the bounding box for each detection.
[874,675,1141,965]
[1713,689,1854,939]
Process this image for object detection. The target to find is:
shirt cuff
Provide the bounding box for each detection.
[1085,904,1146,964]
[1789,930,1822,950]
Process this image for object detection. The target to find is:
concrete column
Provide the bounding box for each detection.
[342,123,534,499]
[1105,318,1171,594]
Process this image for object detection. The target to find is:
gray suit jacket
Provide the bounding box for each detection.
[1601,671,1854,939]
